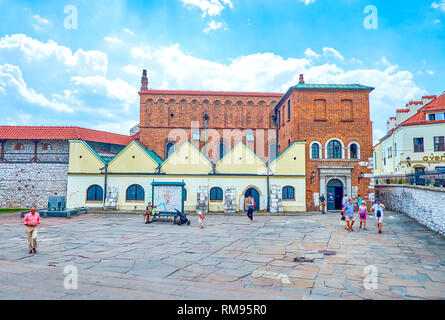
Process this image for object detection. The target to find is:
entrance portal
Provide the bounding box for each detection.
[327,179,344,211]
[244,188,260,211]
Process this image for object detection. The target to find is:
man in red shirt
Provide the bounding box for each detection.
[22,206,40,254]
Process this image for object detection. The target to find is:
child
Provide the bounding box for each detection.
[247,195,255,223]
[358,201,368,230]
[145,202,153,224]
[198,211,206,229]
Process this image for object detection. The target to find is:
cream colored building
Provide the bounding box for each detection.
[374,93,445,175]
[67,139,307,212]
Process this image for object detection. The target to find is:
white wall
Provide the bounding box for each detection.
[67,174,306,212]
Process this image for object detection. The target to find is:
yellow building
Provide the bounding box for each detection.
[67,139,307,212]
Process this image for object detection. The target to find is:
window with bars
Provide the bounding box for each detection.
[327,140,342,159]
[434,136,445,152]
[413,138,424,152]
[126,184,145,201]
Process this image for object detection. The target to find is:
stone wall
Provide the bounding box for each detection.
[375,184,445,236]
[0,163,68,208]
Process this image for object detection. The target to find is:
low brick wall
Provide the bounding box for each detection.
[375,184,445,236]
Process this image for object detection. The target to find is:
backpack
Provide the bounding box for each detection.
[376,206,382,218]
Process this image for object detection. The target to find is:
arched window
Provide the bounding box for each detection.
[350,144,358,159]
[282,186,295,200]
[165,142,175,159]
[86,185,103,201]
[311,143,320,159]
[14,143,24,151]
[219,142,227,160]
[210,187,223,201]
[327,140,342,159]
[126,184,145,201]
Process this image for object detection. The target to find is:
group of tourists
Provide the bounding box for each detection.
[342,194,386,234]
[318,193,386,234]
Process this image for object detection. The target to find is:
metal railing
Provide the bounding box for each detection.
[375,171,445,188]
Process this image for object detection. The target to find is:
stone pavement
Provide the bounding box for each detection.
[0,211,444,300]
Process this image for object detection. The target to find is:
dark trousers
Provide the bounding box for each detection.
[247,207,254,220]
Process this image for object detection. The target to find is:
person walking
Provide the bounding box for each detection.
[23,206,40,254]
[344,198,355,232]
[341,193,348,223]
[319,194,326,214]
[246,195,255,223]
[198,211,206,229]
[358,201,368,230]
[372,200,386,234]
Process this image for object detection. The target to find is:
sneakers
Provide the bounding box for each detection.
[33,248,37,254]
[29,250,33,254]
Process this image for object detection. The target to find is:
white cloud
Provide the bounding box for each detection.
[298,0,316,5]
[203,20,226,33]
[431,1,445,11]
[146,44,310,91]
[426,70,435,75]
[70,76,138,110]
[122,64,141,76]
[304,48,320,59]
[0,64,73,112]
[122,28,135,36]
[0,34,108,74]
[179,0,233,17]
[131,46,152,60]
[104,36,122,44]
[322,47,344,61]
[31,14,50,32]
[434,19,441,24]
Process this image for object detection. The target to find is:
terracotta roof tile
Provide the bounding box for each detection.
[0,126,134,145]
[399,93,445,127]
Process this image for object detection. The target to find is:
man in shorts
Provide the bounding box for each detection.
[319,194,326,214]
[372,200,386,234]
[344,198,355,232]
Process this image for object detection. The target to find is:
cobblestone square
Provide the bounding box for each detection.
[1,211,444,300]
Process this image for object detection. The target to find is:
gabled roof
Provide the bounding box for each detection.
[135,140,163,164]
[399,92,445,127]
[0,126,135,146]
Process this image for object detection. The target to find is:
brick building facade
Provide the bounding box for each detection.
[274,76,374,211]
[138,70,283,163]
[138,70,375,211]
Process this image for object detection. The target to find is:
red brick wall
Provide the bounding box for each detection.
[139,91,282,163]
[276,89,374,210]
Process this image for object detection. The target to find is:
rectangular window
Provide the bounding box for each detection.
[388,147,392,159]
[246,130,255,142]
[413,138,424,152]
[192,129,200,141]
[434,136,445,152]
[282,106,285,125]
[436,113,445,120]
[428,114,436,121]
[287,100,291,121]
[436,167,445,172]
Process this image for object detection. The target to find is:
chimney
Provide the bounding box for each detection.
[298,74,305,84]
[140,69,148,91]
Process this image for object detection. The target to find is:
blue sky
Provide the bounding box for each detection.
[0,0,444,143]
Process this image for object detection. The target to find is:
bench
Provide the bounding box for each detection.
[151,211,179,224]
